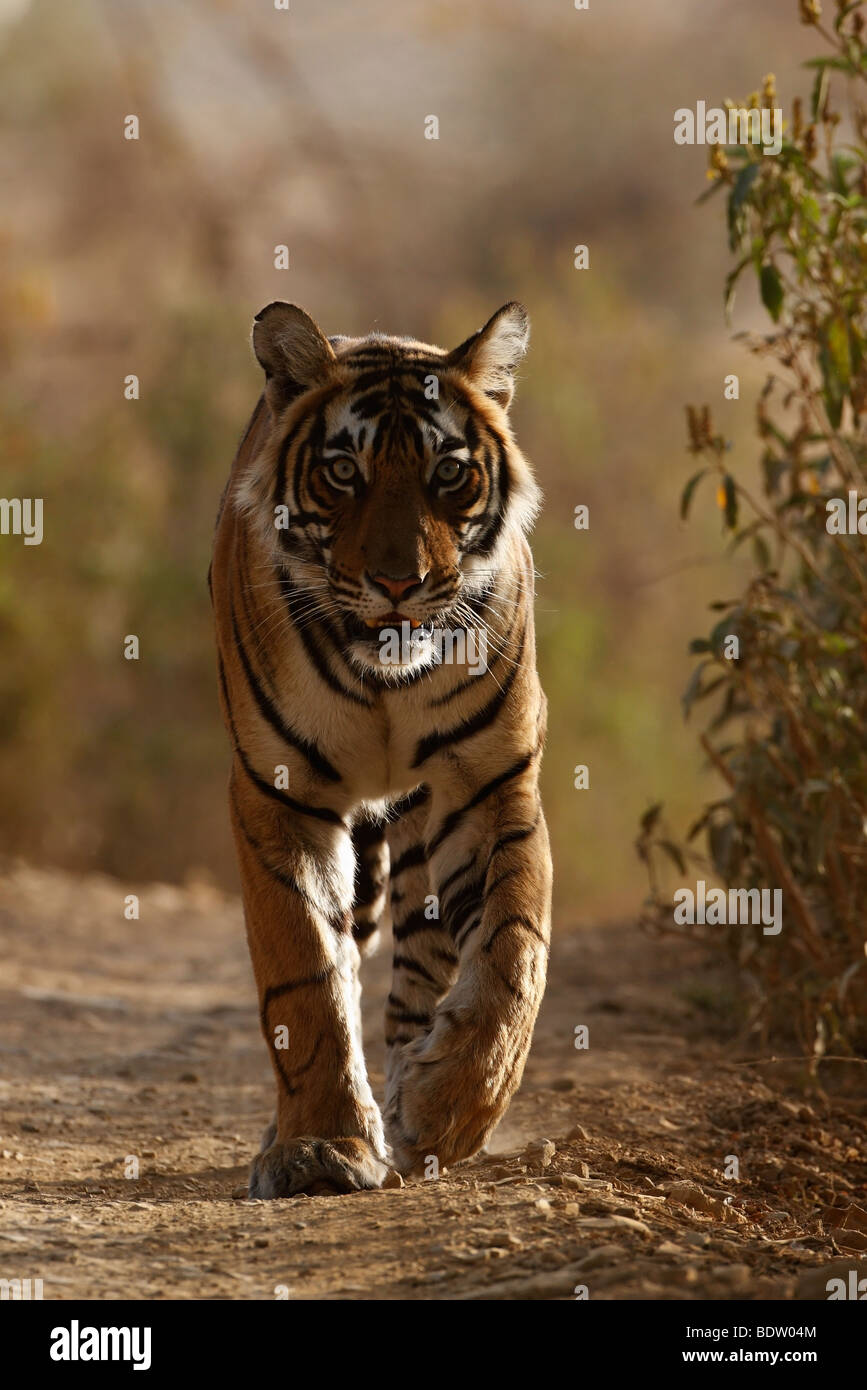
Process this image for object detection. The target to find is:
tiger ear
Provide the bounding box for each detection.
[252,302,337,410]
[446,302,529,410]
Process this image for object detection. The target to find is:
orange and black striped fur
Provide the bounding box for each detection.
[210,301,552,1197]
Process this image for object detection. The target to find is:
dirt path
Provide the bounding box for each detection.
[0,863,864,1301]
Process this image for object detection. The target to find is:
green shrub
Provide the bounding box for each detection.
[639,1,867,1057]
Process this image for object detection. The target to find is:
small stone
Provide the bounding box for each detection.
[20,1122,39,1133]
[610,1214,651,1235]
[657,1241,686,1256]
[179,1072,199,1084]
[254,1237,269,1248]
[681,1230,711,1248]
[535,1198,552,1213]
[563,1202,580,1217]
[525,1139,555,1168]
[567,1124,590,1142]
[577,1215,650,1235]
[489,1231,523,1249]
[576,1243,626,1272]
[667,1182,713,1213]
[560,1163,591,1182]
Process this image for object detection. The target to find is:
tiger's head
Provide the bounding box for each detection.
[238,301,541,678]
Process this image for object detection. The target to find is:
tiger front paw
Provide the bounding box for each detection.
[248,1135,390,1198]
[384,1011,514,1175]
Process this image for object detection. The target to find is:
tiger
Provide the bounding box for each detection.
[209,300,553,1197]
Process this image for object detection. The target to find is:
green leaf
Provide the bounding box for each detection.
[831,153,855,196]
[682,659,713,719]
[832,4,864,35]
[827,315,852,387]
[759,263,784,323]
[727,163,761,251]
[811,65,830,122]
[819,340,845,429]
[680,468,708,520]
[803,55,858,73]
[722,473,738,530]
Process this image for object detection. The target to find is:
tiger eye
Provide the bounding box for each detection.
[436,459,463,483]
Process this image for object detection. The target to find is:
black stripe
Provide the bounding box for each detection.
[427,749,536,856]
[488,816,540,863]
[483,915,549,952]
[390,785,430,817]
[386,993,431,1026]
[427,580,523,710]
[411,624,526,767]
[392,908,442,942]
[262,969,334,1012]
[437,855,475,897]
[279,577,372,708]
[441,872,487,943]
[222,655,350,854]
[455,913,483,949]
[390,843,427,879]
[235,741,345,825]
[230,596,341,783]
[353,823,387,908]
[230,779,350,933]
[391,955,438,985]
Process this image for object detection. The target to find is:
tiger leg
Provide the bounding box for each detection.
[384,766,551,1175]
[231,773,388,1198]
[385,791,458,1076]
[350,816,389,957]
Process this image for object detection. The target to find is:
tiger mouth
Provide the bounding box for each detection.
[343,613,434,642]
[363,613,423,630]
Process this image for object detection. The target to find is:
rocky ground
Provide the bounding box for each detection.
[0,863,865,1300]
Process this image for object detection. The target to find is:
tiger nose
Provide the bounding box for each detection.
[368,572,425,603]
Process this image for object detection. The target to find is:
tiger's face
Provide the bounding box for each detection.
[243,302,540,676]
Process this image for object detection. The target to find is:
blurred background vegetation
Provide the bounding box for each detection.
[0,0,821,921]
